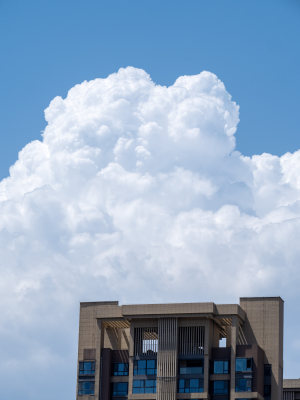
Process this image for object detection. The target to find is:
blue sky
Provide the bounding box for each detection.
[1,0,300,180]
[1,1,300,399]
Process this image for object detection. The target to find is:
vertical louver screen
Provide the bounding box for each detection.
[178,326,205,355]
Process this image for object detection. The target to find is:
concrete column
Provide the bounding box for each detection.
[128,323,135,396]
[204,319,210,396]
[95,319,103,400]
[230,316,238,400]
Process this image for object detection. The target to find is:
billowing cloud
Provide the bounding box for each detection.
[0,67,300,398]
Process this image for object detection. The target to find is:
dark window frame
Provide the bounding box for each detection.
[264,363,272,399]
[132,379,156,394]
[179,359,204,375]
[112,382,128,397]
[213,360,229,374]
[235,358,252,373]
[178,378,204,393]
[78,381,95,395]
[134,359,157,376]
[213,380,229,395]
[79,360,95,376]
[112,362,129,376]
[235,376,252,392]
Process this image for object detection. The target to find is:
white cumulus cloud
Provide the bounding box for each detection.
[0,67,300,399]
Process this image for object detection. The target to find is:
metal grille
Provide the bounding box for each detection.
[157,377,177,400]
[283,392,295,400]
[134,327,158,356]
[178,326,205,355]
[157,318,178,400]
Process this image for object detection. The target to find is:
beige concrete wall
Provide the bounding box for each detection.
[77,302,123,400]
[239,297,284,400]
[77,305,101,400]
[284,379,300,389]
[122,303,216,317]
[103,327,130,350]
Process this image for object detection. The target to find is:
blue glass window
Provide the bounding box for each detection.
[134,359,157,376]
[213,360,229,374]
[179,359,204,375]
[132,380,144,394]
[178,378,204,393]
[179,366,203,374]
[112,382,128,396]
[79,361,95,376]
[113,362,129,376]
[133,379,156,394]
[78,381,95,395]
[235,377,252,392]
[235,358,252,372]
[213,380,229,395]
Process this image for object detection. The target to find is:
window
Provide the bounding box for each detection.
[132,379,156,394]
[264,364,271,381]
[235,377,252,392]
[213,360,229,374]
[79,361,95,375]
[264,385,271,396]
[134,359,157,376]
[235,358,252,372]
[78,361,95,395]
[112,382,128,397]
[78,381,95,395]
[213,380,229,395]
[235,358,252,393]
[113,362,129,376]
[178,378,204,393]
[179,359,204,375]
[264,364,271,400]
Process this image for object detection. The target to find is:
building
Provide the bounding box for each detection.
[76,297,283,400]
[283,380,300,400]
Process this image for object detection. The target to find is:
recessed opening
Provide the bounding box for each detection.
[134,328,158,356]
[142,338,158,354]
[219,337,227,347]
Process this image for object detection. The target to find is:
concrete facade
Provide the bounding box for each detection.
[76,297,283,400]
[283,380,300,400]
